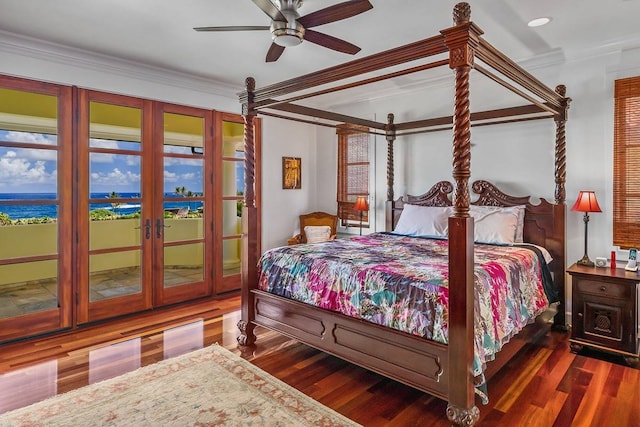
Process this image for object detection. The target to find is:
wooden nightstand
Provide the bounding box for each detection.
[567,263,639,365]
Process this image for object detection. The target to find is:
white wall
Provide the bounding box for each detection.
[260,117,318,250]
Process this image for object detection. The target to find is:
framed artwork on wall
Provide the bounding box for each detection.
[282,157,301,189]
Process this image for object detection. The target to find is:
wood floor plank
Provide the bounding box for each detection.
[493,347,552,412]
[552,367,592,427]
[572,358,612,425]
[611,368,640,427]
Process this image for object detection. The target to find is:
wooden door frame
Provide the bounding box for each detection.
[0,75,73,342]
[76,89,154,324]
[152,103,215,306]
[214,112,262,294]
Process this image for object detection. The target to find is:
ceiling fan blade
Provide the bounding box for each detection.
[297,0,373,28]
[303,29,361,55]
[266,43,286,62]
[193,26,270,32]
[252,0,287,22]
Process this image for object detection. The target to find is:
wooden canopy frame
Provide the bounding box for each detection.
[237,3,569,425]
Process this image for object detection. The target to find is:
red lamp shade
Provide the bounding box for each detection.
[571,191,602,213]
[354,196,369,212]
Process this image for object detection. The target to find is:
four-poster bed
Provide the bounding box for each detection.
[237,3,570,426]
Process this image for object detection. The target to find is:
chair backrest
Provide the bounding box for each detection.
[176,207,190,218]
[299,211,338,243]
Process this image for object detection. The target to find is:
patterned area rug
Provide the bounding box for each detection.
[0,344,360,426]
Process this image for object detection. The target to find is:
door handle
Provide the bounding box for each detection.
[156,219,171,238]
[135,219,153,239]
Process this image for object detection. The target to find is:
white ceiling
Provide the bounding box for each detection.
[1,0,639,97]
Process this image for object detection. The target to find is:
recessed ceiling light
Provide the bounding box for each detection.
[528,17,551,27]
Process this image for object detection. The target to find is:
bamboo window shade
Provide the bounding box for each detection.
[337,125,369,224]
[613,76,640,248]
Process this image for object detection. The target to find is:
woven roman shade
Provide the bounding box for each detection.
[613,76,640,248]
[337,125,369,225]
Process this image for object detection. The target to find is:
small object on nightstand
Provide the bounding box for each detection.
[625,248,638,272]
[611,250,616,269]
[595,257,607,268]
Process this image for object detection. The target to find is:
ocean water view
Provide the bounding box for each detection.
[0,193,202,220]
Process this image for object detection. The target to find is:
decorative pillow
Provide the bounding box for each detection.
[470,205,519,245]
[393,204,451,238]
[304,225,332,243]
[512,205,526,243]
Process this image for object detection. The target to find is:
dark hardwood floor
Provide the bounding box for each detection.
[0,296,638,426]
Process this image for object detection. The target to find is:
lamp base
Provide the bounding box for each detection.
[576,255,594,267]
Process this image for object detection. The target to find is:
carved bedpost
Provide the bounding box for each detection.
[553,84,570,330]
[441,3,481,426]
[385,113,397,231]
[386,113,396,202]
[238,77,258,346]
[554,84,570,205]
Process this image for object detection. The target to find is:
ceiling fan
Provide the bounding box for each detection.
[194,0,373,62]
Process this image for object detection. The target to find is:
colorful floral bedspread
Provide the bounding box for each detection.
[257,232,551,380]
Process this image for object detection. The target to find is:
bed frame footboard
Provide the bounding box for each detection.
[252,289,450,400]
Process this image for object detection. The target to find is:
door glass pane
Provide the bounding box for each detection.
[222,120,244,278]
[0,260,57,319]
[164,215,203,243]
[222,200,241,277]
[0,88,60,319]
[89,102,142,301]
[164,243,204,287]
[162,113,204,289]
[89,250,141,302]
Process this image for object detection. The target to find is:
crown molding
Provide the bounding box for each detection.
[565,33,640,63]
[0,30,240,100]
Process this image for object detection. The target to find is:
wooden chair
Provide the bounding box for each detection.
[287,211,338,245]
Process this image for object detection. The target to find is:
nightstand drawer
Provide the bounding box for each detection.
[575,278,631,299]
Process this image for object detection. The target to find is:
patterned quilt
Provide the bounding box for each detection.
[258,232,551,380]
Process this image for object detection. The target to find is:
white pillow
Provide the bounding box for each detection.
[470,205,526,243]
[470,205,519,245]
[393,205,451,238]
[304,225,332,243]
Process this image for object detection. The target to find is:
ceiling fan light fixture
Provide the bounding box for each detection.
[270,20,304,47]
[273,33,303,47]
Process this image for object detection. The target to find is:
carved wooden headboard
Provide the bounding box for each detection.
[387,179,566,324]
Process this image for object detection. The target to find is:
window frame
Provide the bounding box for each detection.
[613,76,640,248]
[336,124,370,228]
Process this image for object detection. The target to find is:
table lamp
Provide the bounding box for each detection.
[353,196,369,236]
[571,190,602,267]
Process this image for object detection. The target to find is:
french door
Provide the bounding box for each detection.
[77,91,214,323]
[153,103,213,307]
[0,76,73,342]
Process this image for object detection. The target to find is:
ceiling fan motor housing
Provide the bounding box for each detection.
[271,0,304,46]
